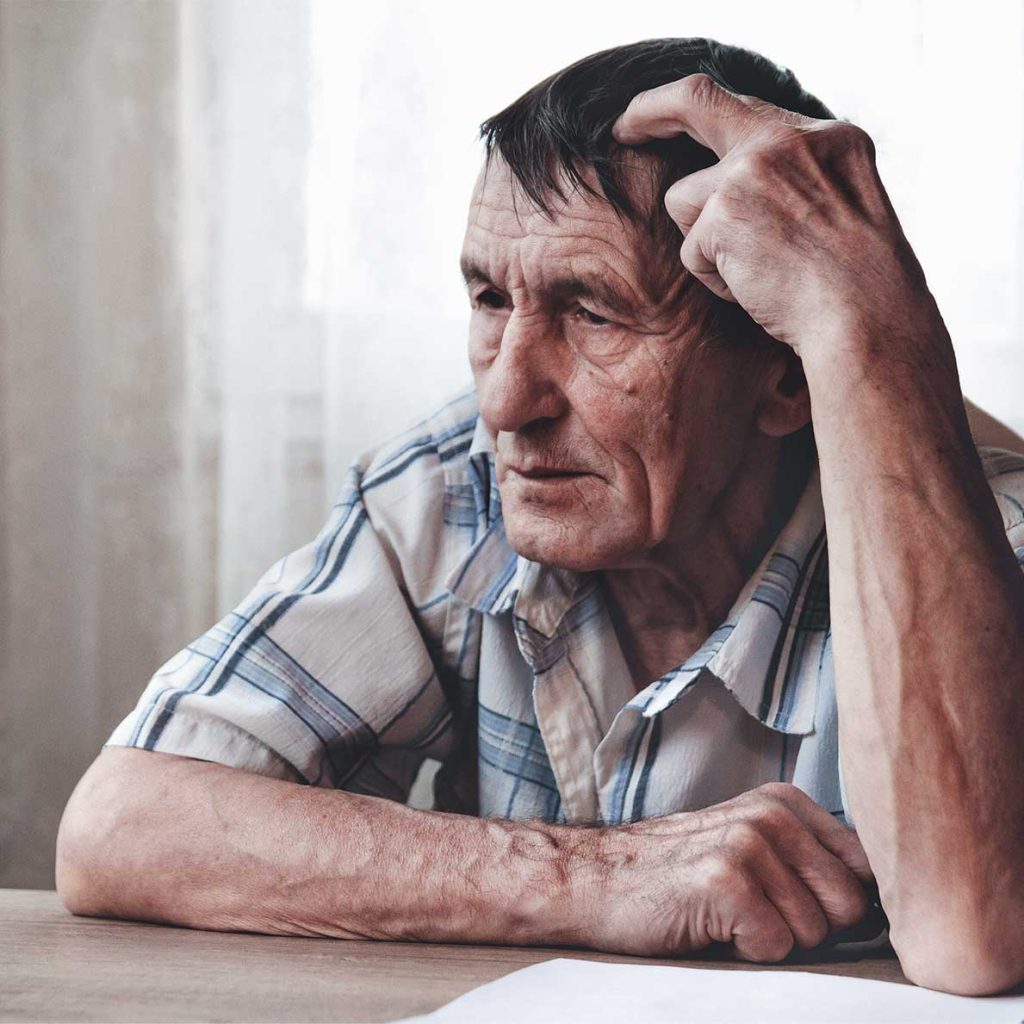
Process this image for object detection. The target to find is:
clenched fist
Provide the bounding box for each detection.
[576,782,875,962]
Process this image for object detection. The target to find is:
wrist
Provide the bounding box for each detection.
[551,822,643,949]
[508,820,612,948]
[798,292,954,388]
[445,817,604,948]
[504,819,642,950]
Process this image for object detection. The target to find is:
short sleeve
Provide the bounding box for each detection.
[980,445,1024,566]
[104,449,457,800]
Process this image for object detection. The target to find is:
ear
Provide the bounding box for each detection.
[755,345,811,438]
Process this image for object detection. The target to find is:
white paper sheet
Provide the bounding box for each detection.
[398,956,1024,1023]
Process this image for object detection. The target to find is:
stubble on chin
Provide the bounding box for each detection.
[504,504,580,569]
[504,502,627,572]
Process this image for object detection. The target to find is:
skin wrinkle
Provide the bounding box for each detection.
[493,145,715,322]
[811,299,1024,972]
[462,152,814,689]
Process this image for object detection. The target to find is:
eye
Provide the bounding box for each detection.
[573,304,612,327]
[473,289,508,310]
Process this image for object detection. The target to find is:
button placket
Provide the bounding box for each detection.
[512,616,600,823]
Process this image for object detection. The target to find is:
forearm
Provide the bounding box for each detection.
[56,747,592,947]
[804,306,1024,990]
[57,752,882,966]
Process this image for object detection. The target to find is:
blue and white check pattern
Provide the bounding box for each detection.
[106,388,1024,827]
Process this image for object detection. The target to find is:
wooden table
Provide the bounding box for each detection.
[1,889,907,1022]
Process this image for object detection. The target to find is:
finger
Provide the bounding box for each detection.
[679,223,736,303]
[770,818,872,932]
[816,825,874,889]
[768,787,875,886]
[663,163,722,235]
[752,841,831,950]
[728,885,795,963]
[612,73,769,158]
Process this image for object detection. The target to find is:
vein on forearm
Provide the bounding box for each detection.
[805,332,1024,937]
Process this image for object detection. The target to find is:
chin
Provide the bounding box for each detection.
[503,506,635,572]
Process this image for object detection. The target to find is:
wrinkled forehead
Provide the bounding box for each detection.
[461,152,671,290]
[465,151,660,232]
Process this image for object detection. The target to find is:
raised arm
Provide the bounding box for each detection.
[614,74,1024,995]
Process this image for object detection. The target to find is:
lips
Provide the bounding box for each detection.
[508,466,588,478]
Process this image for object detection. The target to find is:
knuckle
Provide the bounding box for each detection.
[664,181,700,223]
[724,821,769,861]
[683,188,728,240]
[802,912,830,949]
[729,151,758,182]
[678,228,710,270]
[752,799,792,832]
[731,147,773,180]
[767,918,796,959]
[832,885,871,929]
[833,120,876,159]
[663,176,686,204]
[702,853,742,891]
[680,72,717,107]
[701,188,726,219]
[757,781,802,804]
[840,828,867,860]
[835,831,871,877]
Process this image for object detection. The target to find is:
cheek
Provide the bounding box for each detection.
[569,355,727,511]
[565,370,667,489]
[467,318,500,377]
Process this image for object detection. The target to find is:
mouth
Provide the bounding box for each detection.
[506,465,592,480]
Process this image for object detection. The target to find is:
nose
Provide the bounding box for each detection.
[475,310,568,434]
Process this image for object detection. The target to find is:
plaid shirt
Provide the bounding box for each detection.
[106,388,1024,827]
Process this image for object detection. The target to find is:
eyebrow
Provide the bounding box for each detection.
[459,257,638,317]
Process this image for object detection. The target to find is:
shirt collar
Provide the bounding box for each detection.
[448,415,827,735]
[637,463,827,735]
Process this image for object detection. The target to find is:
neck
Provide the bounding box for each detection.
[601,429,814,692]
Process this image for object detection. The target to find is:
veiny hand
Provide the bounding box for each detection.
[581,782,874,962]
[612,74,934,357]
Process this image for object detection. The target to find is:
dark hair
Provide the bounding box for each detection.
[479,37,835,225]
[478,38,835,333]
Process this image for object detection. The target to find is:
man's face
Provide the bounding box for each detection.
[460,155,777,571]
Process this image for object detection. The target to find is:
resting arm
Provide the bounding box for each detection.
[56,746,589,944]
[58,746,876,963]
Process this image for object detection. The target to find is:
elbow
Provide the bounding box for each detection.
[55,817,92,916]
[900,948,1024,997]
[54,754,130,919]
[55,792,107,918]
[892,914,1024,996]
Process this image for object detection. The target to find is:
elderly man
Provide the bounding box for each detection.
[56,38,1024,995]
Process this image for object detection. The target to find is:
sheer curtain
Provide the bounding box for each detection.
[0,0,327,888]
[307,0,1024,451]
[2,0,1021,887]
